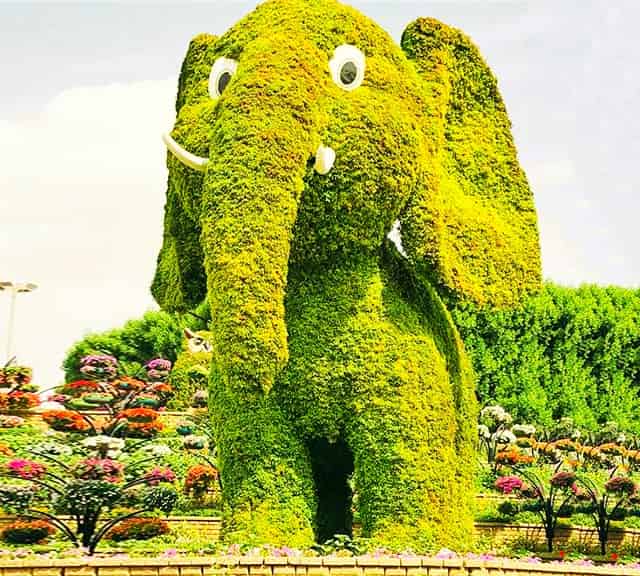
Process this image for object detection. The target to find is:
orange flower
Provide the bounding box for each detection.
[42,410,90,432]
[117,408,158,423]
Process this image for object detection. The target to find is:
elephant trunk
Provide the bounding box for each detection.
[200,35,327,392]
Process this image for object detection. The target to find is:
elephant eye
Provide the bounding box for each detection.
[329,45,365,91]
[209,57,238,99]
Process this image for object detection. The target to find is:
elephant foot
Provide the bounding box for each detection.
[222,498,316,549]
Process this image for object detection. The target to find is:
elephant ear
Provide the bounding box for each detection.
[400,18,541,307]
[151,33,216,312]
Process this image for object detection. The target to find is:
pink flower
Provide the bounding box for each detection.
[7,459,46,480]
[495,475,524,494]
[145,467,176,486]
[75,458,123,483]
[435,548,458,559]
[162,548,177,558]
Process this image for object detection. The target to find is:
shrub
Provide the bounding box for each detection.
[1,519,54,544]
[106,517,170,541]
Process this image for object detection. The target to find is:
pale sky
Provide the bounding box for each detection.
[0,1,638,389]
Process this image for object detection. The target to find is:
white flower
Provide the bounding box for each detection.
[496,430,517,445]
[81,435,124,451]
[81,437,98,448]
[480,405,513,427]
[477,424,491,440]
[145,444,172,456]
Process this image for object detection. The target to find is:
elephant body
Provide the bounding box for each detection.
[212,250,475,548]
[152,0,541,550]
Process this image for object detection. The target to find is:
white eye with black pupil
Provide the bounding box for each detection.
[329,45,365,91]
[209,57,237,99]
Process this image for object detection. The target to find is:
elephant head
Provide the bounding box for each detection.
[152,0,541,392]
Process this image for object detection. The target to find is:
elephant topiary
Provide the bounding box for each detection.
[151,0,541,550]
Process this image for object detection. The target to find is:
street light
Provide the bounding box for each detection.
[0,281,37,363]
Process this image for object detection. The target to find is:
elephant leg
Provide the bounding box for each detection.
[346,342,475,551]
[211,385,316,548]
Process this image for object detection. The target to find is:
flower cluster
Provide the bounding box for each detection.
[604,476,636,496]
[113,376,145,392]
[144,467,176,486]
[0,415,24,428]
[0,520,54,544]
[495,447,534,466]
[59,380,102,395]
[550,471,577,489]
[42,410,90,432]
[144,358,172,382]
[480,405,513,429]
[184,464,219,498]
[494,475,524,495]
[114,408,163,438]
[117,408,158,423]
[0,365,33,388]
[81,436,125,458]
[7,459,46,480]
[106,517,170,542]
[0,391,40,411]
[182,434,207,450]
[79,354,118,381]
[75,458,124,483]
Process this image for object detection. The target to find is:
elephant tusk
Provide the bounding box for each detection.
[162,132,209,172]
[314,144,336,175]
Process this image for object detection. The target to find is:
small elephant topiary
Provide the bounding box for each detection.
[151,0,541,550]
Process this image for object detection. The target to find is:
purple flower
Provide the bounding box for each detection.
[145,358,172,371]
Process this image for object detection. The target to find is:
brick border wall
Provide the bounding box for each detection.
[0,556,638,576]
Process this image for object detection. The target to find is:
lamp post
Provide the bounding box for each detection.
[0,281,37,363]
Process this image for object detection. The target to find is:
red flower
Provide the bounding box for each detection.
[558,550,566,559]
[59,380,102,395]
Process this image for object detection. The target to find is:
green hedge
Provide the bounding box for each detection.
[63,311,183,382]
[452,283,640,432]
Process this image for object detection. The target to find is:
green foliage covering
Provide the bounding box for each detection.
[150,0,542,550]
[452,283,640,433]
[63,311,183,382]
[400,18,541,307]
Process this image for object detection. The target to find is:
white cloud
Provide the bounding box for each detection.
[0,78,177,388]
